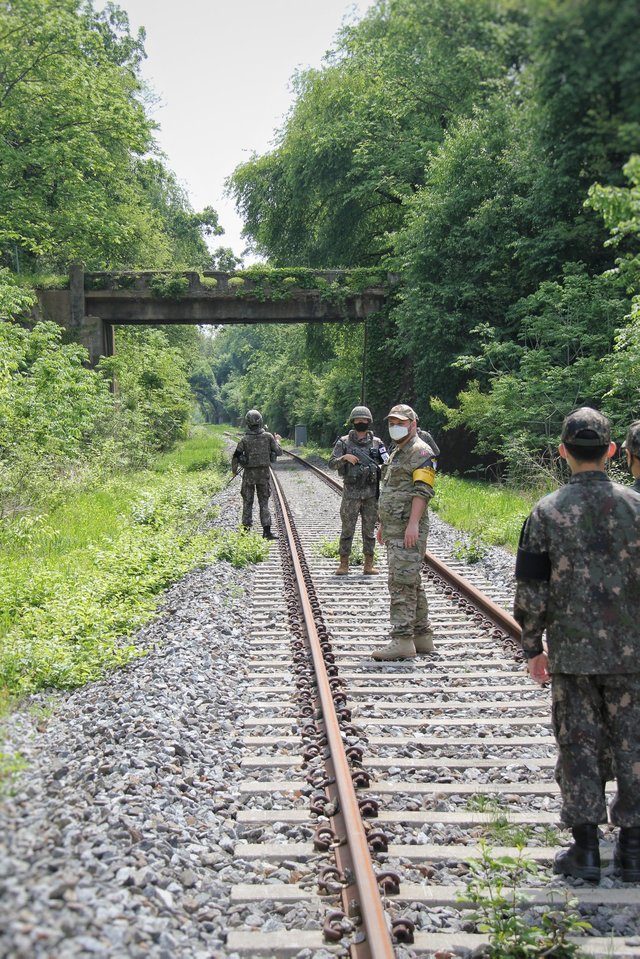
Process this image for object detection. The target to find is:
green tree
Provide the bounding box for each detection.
[0,0,221,272]
[100,328,193,456]
[229,0,523,267]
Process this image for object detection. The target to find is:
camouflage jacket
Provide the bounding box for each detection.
[514,471,640,674]
[232,429,281,480]
[633,478,640,494]
[378,433,436,534]
[328,430,386,500]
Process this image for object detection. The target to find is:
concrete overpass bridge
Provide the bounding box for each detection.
[36,264,389,365]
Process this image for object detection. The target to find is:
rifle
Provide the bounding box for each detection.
[345,444,382,498]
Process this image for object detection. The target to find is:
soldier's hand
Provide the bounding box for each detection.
[342,454,359,465]
[232,468,238,477]
[404,520,420,548]
[376,525,385,545]
[527,652,550,685]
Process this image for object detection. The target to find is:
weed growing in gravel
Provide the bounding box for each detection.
[466,795,506,815]
[462,841,590,958]
[0,749,27,793]
[211,529,269,568]
[317,536,379,566]
[466,796,534,846]
[452,536,487,564]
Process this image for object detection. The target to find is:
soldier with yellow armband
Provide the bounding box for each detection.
[371,404,438,661]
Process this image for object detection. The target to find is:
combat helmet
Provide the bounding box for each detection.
[349,405,372,423]
[245,409,263,430]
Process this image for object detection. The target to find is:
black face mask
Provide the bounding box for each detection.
[353,423,369,433]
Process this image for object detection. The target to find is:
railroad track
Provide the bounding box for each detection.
[227,452,640,958]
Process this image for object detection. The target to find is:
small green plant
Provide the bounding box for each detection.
[228,276,245,290]
[149,272,189,298]
[198,274,218,290]
[317,537,378,566]
[467,795,506,814]
[462,842,590,958]
[212,529,269,568]
[452,535,487,563]
[0,749,27,794]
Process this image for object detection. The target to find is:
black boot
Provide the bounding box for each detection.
[262,526,277,540]
[553,825,600,882]
[614,827,640,882]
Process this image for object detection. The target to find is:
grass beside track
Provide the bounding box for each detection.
[431,475,543,552]
[0,425,267,707]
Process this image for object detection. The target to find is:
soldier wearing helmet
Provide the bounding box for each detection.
[328,405,388,575]
[232,409,281,539]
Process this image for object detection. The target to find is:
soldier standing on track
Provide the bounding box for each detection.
[514,407,640,884]
[622,421,640,492]
[232,409,281,540]
[370,404,437,662]
[329,406,387,576]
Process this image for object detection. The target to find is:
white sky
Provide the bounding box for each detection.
[119,0,373,261]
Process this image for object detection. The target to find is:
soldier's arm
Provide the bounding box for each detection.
[410,452,436,503]
[328,438,347,472]
[270,434,281,458]
[513,511,550,661]
[231,442,243,475]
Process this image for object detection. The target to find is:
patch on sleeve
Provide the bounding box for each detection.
[412,466,436,487]
[515,517,550,580]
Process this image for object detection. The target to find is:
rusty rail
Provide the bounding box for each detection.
[270,467,396,959]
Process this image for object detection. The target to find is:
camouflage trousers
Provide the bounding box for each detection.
[385,533,430,641]
[240,475,272,528]
[339,494,378,557]
[552,673,640,827]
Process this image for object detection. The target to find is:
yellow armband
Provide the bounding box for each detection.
[412,467,436,487]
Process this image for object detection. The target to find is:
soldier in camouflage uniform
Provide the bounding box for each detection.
[622,421,640,493]
[232,410,281,539]
[514,407,640,883]
[370,404,437,662]
[329,406,387,575]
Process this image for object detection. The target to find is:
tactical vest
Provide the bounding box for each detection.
[242,431,272,468]
[340,433,380,488]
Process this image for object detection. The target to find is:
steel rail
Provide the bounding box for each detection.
[282,447,522,642]
[269,467,396,959]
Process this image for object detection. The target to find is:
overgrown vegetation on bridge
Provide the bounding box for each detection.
[225,0,640,476]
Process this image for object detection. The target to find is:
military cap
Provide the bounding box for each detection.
[384,404,416,421]
[622,420,640,457]
[561,407,611,446]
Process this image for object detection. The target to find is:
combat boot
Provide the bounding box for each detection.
[614,827,640,882]
[553,825,600,882]
[363,553,379,575]
[414,629,435,654]
[335,556,349,576]
[371,638,417,661]
[262,526,277,540]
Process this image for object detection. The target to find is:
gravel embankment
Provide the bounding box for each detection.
[0,466,522,959]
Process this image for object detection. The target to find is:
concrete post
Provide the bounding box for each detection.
[69,262,85,331]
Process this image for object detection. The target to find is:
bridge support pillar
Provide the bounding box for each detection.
[69,263,114,365]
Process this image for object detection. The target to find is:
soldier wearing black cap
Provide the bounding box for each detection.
[514,407,640,884]
[622,420,640,493]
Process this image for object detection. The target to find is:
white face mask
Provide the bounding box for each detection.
[389,424,410,441]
